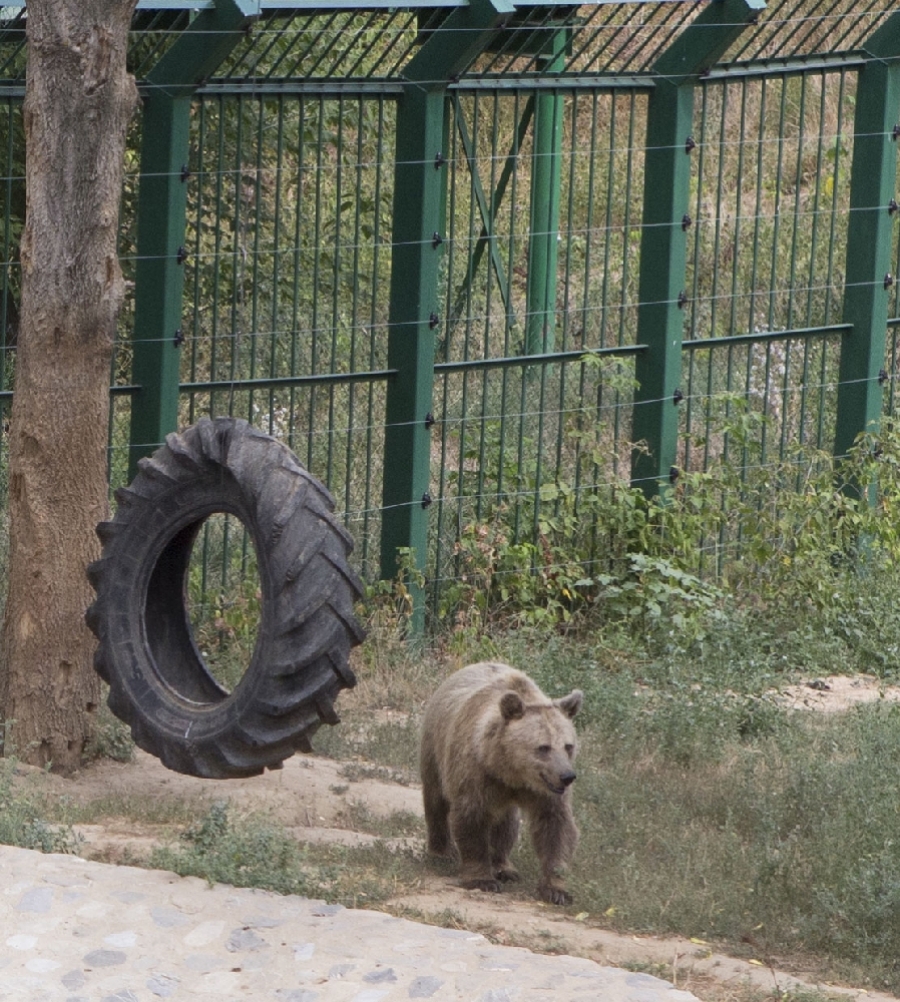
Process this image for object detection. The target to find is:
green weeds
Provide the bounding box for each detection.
[83,702,134,764]
[149,801,420,909]
[0,759,80,854]
[432,411,900,685]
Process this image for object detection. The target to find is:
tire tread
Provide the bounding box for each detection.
[86,417,364,778]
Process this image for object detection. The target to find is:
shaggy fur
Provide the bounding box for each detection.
[420,661,583,905]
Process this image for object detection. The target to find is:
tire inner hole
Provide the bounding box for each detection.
[185,511,262,696]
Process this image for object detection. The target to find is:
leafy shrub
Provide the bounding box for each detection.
[429,410,900,678]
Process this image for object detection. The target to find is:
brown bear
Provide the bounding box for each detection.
[420,661,583,905]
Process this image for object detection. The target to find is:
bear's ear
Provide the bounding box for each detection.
[556,689,583,719]
[500,691,525,721]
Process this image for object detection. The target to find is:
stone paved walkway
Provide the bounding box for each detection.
[0,844,700,1001]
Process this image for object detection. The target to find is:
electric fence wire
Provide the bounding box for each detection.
[112,367,893,475]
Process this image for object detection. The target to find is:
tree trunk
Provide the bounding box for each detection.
[0,1,138,772]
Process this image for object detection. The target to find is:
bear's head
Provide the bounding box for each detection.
[495,688,583,797]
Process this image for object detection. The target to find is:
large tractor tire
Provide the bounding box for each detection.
[86,417,365,778]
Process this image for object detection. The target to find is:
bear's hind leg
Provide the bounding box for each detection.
[490,807,521,883]
[451,805,501,892]
[421,749,453,858]
[424,790,453,857]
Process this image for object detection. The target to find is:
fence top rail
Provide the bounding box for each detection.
[2,0,898,84]
[0,0,655,8]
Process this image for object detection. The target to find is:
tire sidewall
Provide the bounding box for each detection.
[106,464,276,746]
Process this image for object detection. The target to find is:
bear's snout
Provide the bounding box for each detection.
[543,768,577,794]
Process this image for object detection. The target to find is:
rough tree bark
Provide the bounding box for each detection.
[0,1,138,771]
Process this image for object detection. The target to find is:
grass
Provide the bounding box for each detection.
[0,759,82,855]
[147,801,424,910]
[337,762,414,786]
[316,622,900,995]
[330,797,424,839]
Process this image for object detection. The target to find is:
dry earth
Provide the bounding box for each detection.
[771,674,900,713]
[14,674,900,1002]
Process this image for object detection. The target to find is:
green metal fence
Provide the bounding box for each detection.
[1,0,900,626]
[680,67,853,477]
[176,89,395,574]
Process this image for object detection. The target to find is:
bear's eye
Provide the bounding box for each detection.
[537,744,551,757]
[565,744,575,757]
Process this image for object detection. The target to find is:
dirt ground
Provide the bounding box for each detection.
[18,674,900,1002]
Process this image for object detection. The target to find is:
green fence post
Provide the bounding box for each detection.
[380,0,513,630]
[128,0,259,477]
[630,0,765,498]
[833,13,900,474]
[525,28,566,356]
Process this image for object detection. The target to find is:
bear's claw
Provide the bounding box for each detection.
[495,866,521,883]
[461,877,503,893]
[538,883,573,906]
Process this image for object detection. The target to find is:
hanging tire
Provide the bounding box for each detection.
[85,416,365,779]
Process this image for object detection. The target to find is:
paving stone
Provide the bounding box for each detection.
[0,845,700,1002]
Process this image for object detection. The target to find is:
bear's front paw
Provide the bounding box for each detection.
[461,877,503,893]
[537,882,572,906]
[495,865,521,883]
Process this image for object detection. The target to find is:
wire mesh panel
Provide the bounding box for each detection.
[441,86,647,361]
[681,69,855,474]
[682,335,842,469]
[430,356,638,618]
[179,90,395,576]
[0,93,20,601]
[429,84,646,610]
[688,72,851,343]
[0,95,22,391]
[884,168,900,417]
